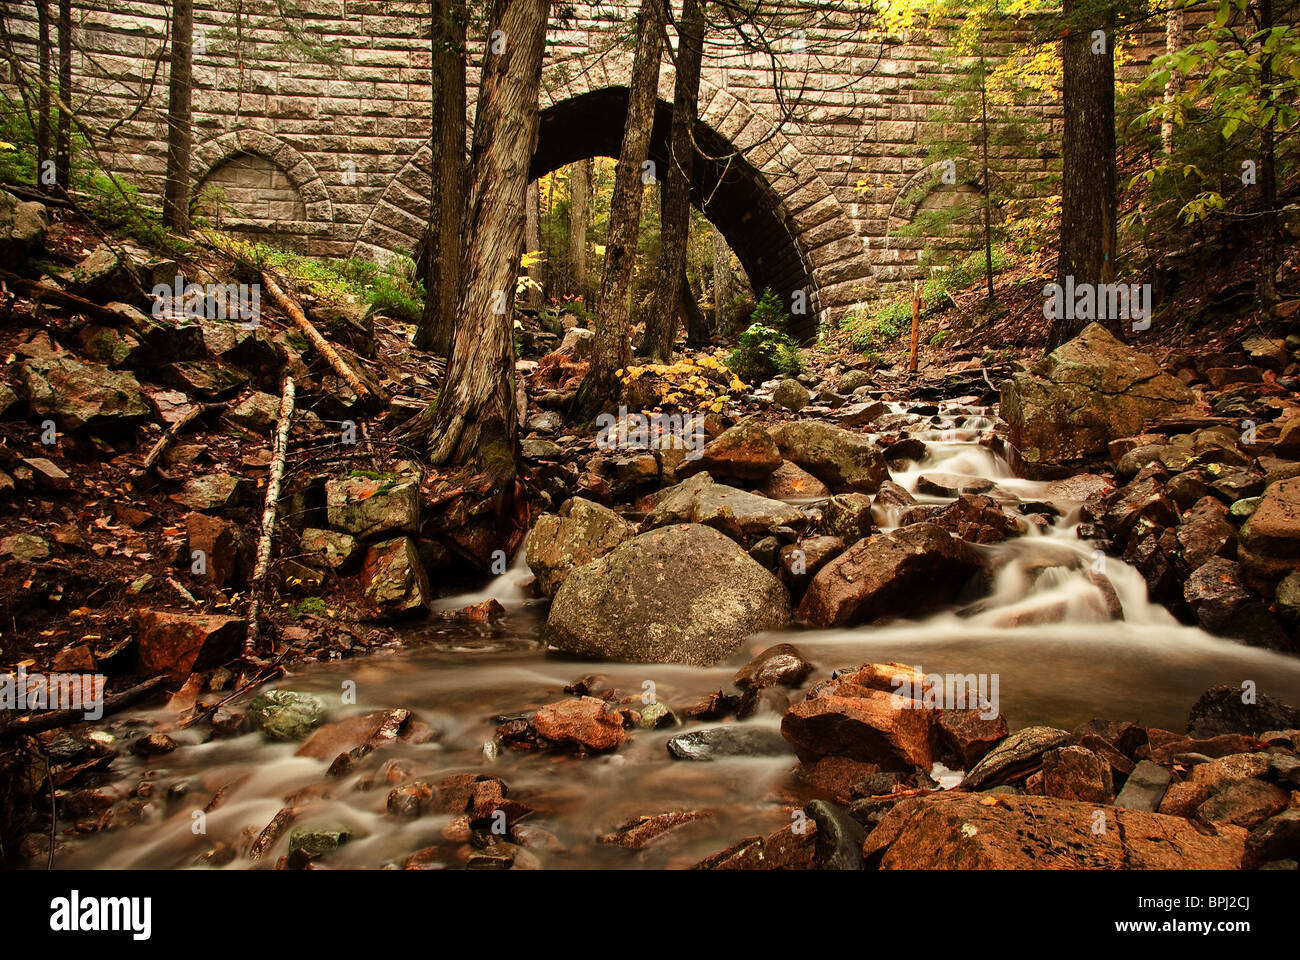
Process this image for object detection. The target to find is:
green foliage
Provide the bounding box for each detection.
[289,596,328,618]
[846,301,909,352]
[929,330,950,348]
[724,289,802,381]
[922,246,1011,303]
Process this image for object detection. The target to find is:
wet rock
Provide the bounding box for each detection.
[0,189,46,261]
[246,690,327,741]
[1142,728,1261,765]
[773,378,811,411]
[1176,496,1237,570]
[798,523,984,628]
[665,725,791,761]
[1239,477,1300,583]
[758,460,830,499]
[643,473,802,542]
[1245,809,1300,867]
[1196,779,1289,828]
[361,537,430,614]
[915,473,995,497]
[1276,571,1300,620]
[737,685,790,720]
[299,527,359,571]
[677,416,782,481]
[525,497,635,597]
[1186,684,1300,738]
[674,690,738,722]
[598,809,715,850]
[821,493,875,544]
[295,708,412,760]
[960,725,1071,790]
[732,642,814,691]
[131,733,178,757]
[1000,323,1195,478]
[1040,745,1114,803]
[325,476,419,539]
[695,821,818,869]
[1113,759,1173,812]
[781,687,932,770]
[873,480,917,514]
[793,756,881,803]
[1183,559,1288,647]
[863,793,1246,869]
[288,822,351,858]
[545,523,791,666]
[936,708,1009,769]
[928,494,1021,544]
[777,536,844,593]
[768,421,888,493]
[135,610,246,684]
[804,799,867,869]
[533,696,626,752]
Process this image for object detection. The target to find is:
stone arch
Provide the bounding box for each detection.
[191,130,333,252]
[886,159,1004,243]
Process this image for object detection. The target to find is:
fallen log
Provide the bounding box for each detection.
[0,268,148,329]
[135,402,224,476]
[0,676,167,738]
[244,376,295,656]
[260,270,384,408]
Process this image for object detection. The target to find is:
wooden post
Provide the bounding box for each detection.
[908,280,922,374]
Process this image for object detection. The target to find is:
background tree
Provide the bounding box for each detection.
[568,158,591,301]
[711,224,733,332]
[416,0,468,355]
[55,0,70,190]
[576,0,667,416]
[639,0,706,362]
[162,0,193,230]
[36,0,50,193]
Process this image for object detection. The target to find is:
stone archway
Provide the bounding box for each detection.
[191,130,334,253]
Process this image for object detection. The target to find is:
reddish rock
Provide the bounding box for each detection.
[732,642,814,691]
[1041,745,1114,803]
[694,821,818,869]
[598,809,715,850]
[793,756,882,804]
[677,417,782,482]
[936,709,1009,769]
[798,523,985,628]
[186,512,245,588]
[532,696,626,752]
[780,687,933,770]
[1141,729,1261,765]
[1195,779,1289,828]
[295,709,412,760]
[1158,781,1211,818]
[134,610,246,685]
[759,460,831,500]
[863,793,1247,869]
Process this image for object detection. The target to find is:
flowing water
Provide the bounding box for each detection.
[55,403,1300,869]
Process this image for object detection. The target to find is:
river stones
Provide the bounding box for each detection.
[642,473,803,542]
[544,523,792,666]
[767,421,888,493]
[999,322,1195,478]
[247,690,327,741]
[863,794,1248,869]
[732,642,814,691]
[797,523,985,628]
[666,725,792,761]
[677,416,783,482]
[1186,683,1300,738]
[533,697,626,752]
[959,725,1070,790]
[781,684,934,771]
[525,497,635,597]
[759,460,830,500]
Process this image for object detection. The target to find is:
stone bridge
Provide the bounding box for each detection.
[0,1,1170,336]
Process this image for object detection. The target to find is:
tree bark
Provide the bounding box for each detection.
[1160,3,1183,154]
[711,224,733,334]
[162,0,194,231]
[525,179,544,308]
[1049,0,1117,349]
[639,0,704,363]
[415,0,467,356]
[36,0,51,192]
[55,0,70,190]
[568,158,590,300]
[575,0,666,417]
[423,0,550,473]
[1257,0,1279,313]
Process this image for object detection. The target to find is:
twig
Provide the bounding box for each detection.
[244,376,295,657]
[0,676,168,739]
[0,268,149,329]
[166,576,199,607]
[260,271,384,408]
[135,402,223,477]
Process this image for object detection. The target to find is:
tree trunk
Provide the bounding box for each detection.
[1049,0,1117,349]
[55,0,70,190]
[639,0,704,362]
[575,0,666,417]
[1160,3,1183,154]
[1258,0,1279,313]
[162,0,194,231]
[979,52,994,301]
[711,225,733,334]
[525,179,544,308]
[568,159,590,300]
[415,0,467,356]
[36,0,51,192]
[422,0,550,474]
[680,267,709,345]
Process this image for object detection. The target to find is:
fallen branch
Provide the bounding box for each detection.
[244,376,296,656]
[0,268,149,330]
[135,402,224,477]
[0,676,168,738]
[260,271,383,408]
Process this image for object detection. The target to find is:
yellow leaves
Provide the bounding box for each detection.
[0,140,14,151]
[617,351,738,414]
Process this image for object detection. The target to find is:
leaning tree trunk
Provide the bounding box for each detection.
[639,0,704,362]
[1258,0,1279,314]
[416,0,467,355]
[568,158,591,300]
[575,0,667,417]
[711,225,734,335]
[55,0,70,190]
[1049,0,1117,349]
[163,0,194,230]
[36,0,51,191]
[422,0,550,474]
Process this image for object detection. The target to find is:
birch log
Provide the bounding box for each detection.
[244,376,295,656]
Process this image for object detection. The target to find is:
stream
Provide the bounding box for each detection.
[54,402,1300,869]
